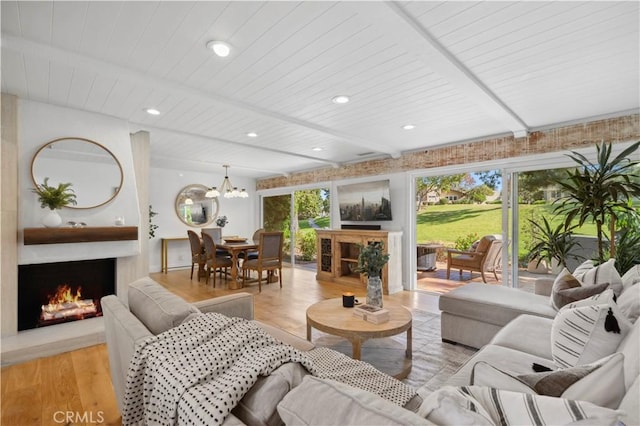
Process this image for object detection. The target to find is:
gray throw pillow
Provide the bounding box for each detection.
[550,268,609,310]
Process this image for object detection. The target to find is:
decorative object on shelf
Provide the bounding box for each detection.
[205,165,249,199]
[216,215,229,228]
[149,205,159,239]
[115,216,125,226]
[355,241,390,308]
[66,221,87,228]
[31,177,77,228]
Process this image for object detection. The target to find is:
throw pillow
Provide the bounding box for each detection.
[551,301,632,368]
[561,288,616,310]
[621,265,640,292]
[470,353,626,409]
[617,282,640,323]
[550,268,609,310]
[419,386,623,426]
[573,259,623,297]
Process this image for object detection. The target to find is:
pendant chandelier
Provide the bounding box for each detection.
[205,165,248,199]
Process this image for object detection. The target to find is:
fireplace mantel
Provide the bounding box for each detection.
[23,226,138,245]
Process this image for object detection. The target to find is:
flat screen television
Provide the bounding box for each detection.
[338,180,392,221]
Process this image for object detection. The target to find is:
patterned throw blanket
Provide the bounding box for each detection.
[122,313,416,425]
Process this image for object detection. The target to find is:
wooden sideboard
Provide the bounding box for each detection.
[315,229,402,294]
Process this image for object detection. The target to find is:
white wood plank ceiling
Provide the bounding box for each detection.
[2,1,638,179]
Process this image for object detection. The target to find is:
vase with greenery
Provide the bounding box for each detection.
[355,242,390,308]
[216,215,228,228]
[31,177,77,227]
[149,205,159,239]
[553,141,640,273]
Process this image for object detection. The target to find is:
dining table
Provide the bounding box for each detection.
[217,240,258,289]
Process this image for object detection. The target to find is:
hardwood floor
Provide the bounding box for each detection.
[1,266,440,426]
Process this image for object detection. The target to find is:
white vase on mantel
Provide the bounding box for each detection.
[42,209,62,228]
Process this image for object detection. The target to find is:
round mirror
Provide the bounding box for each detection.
[175,184,220,227]
[31,137,123,209]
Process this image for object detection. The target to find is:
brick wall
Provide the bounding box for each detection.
[257,113,640,190]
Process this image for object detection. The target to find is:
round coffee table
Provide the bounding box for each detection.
[306,298,412,379]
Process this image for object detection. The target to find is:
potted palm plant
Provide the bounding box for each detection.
[527,216,581,273]
[31,177,77,227]
[554,141,640,273]
[355,242,390,308]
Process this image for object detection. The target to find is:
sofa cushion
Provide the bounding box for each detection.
[419,386,623,426]
[621,265,640,292]
[551,301,632,368]
[446,344,555,388]
[617,318,640,390]
[489,314,554,360]
[471,353,626,409]
[618,282,640,323]
[439,283,556,328]
[233,362,308,426]
[550,268,609,310]
[573,259,623,297]
[128,277,200,335]
[277,376,433,426]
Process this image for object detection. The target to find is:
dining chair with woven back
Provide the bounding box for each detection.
[187,230,205,281]
[201,232,233,288]
[242,231,283,292]
[201,227,230,257]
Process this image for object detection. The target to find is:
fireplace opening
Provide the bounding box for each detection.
[18,258,115,331]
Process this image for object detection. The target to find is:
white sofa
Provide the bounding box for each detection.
[103,277,638,425]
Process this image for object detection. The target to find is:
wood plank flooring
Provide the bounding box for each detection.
[1,266,440,426]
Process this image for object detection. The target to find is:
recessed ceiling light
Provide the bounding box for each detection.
[206,40,231,57]
[332,95,350,104]
[145,108,160,115]
[312,147,323,151]
[247,132,258,138]
[402,124,415,130]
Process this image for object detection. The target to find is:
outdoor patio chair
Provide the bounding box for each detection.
[446,234,502,283]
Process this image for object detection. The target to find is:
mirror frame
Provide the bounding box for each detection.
[31,137,124,210]
[175,184,220,228]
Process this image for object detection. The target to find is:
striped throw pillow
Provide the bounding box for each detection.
[573,259,623,297]
[551,301,632,368]
[420,386,623,425]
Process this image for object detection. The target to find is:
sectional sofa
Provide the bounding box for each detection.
[103,276,638,425]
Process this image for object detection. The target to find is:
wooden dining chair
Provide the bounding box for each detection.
[187,230,205,281]
[202,227,230,256]
[202,232,233,287]
[242,231,283,292]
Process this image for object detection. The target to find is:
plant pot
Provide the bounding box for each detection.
[527,260,550,274]
[366,276,383,308]
[42,209,62,228]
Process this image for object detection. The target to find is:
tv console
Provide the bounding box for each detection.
[315,229,402,294]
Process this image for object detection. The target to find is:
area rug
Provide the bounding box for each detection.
[308,309,476,396]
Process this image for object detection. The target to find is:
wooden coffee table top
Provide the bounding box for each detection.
[306,298,412,339]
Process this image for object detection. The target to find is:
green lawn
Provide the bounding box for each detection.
[417,204,597,260]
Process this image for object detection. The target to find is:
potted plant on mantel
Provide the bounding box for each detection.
[355,241,390,308]
[31,177,77,227]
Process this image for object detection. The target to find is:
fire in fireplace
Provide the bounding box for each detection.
[18,258,115,331]
[40,284,98,324]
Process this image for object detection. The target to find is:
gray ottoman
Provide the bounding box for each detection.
[439,283,556,349]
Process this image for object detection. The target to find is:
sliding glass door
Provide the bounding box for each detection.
[261,188,331,269]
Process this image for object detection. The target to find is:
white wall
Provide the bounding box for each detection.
[148,167,257,272]
[18,100,141,265]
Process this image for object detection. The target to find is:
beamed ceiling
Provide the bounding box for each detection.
[2,1,639,179]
